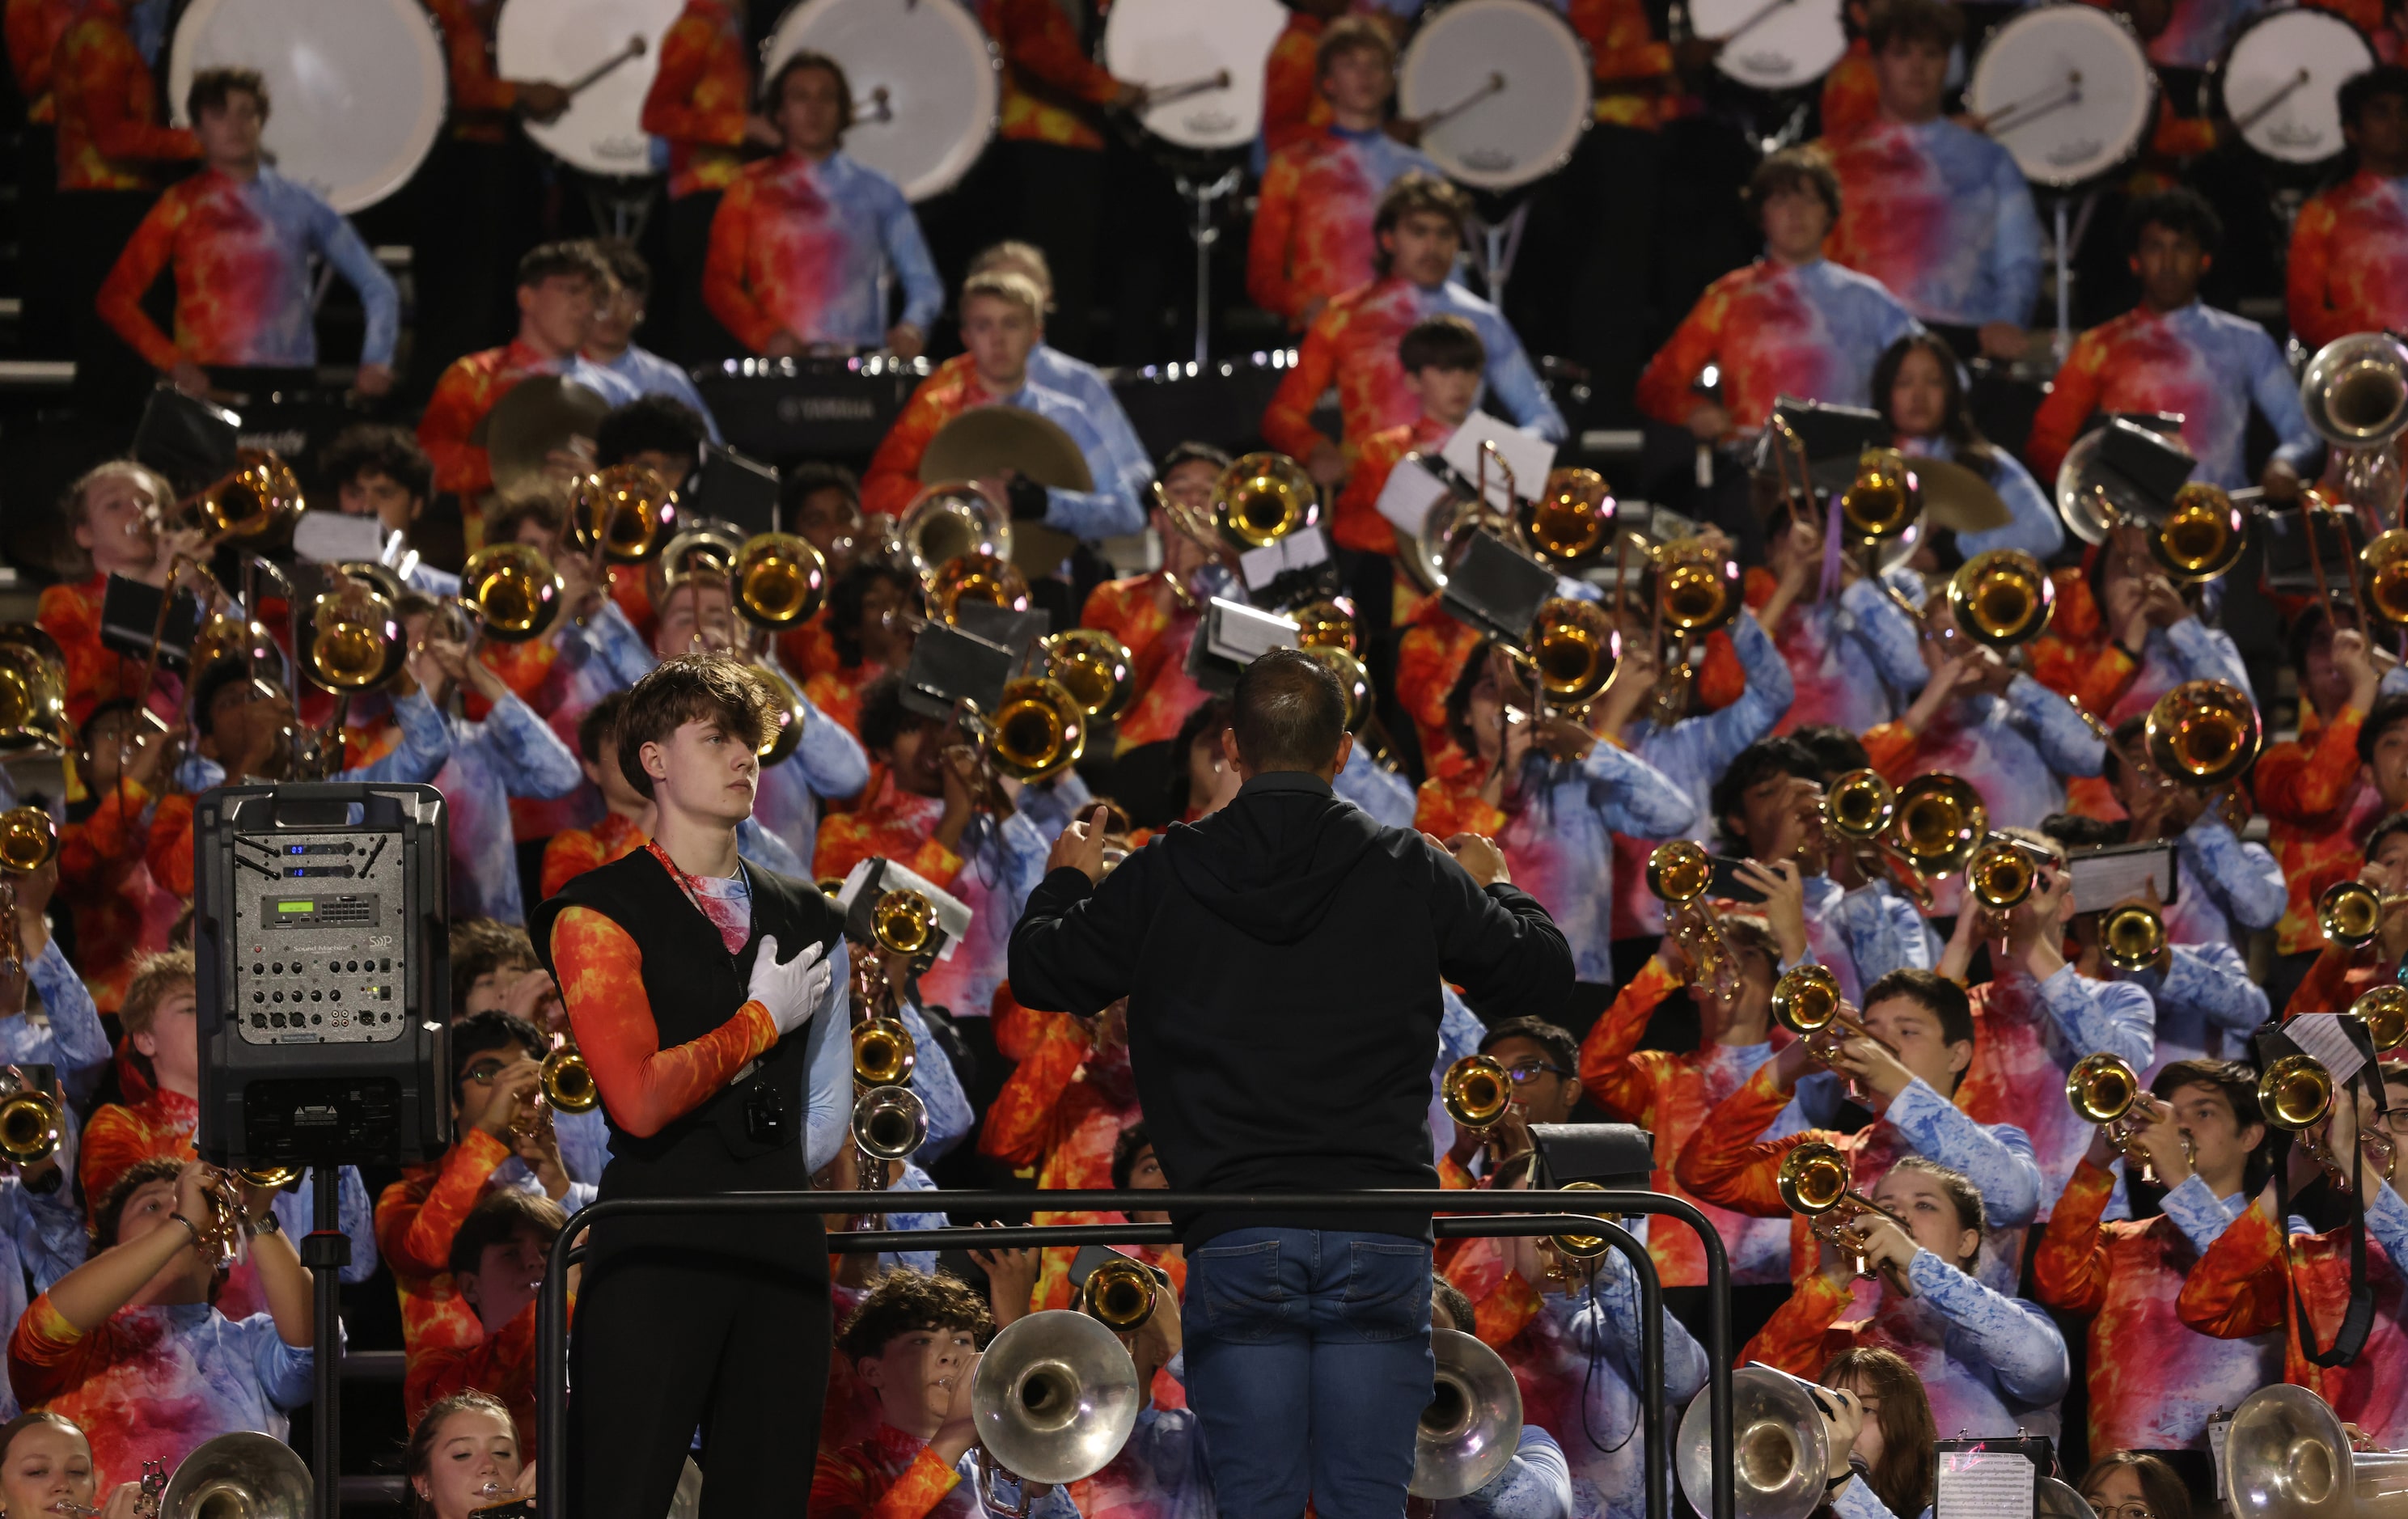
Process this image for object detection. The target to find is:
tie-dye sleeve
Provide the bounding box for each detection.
[1910,1250,2067,1404]
[795,692,870,805]
[20,940,109,1102]
[309,196,400,369]
[1585,740,1696,840]
[2177,818,2286,934]
[341,689,451,785]
[394,1129,512,1277]
[878,183,944,336]
[1564,1238,1709,1400]
[1834,1477,1905,1519]
[1452,1426,1573,1519]
[2173,1199,2288,1339]
[2363,1183,2408,1266]
[1478,314,1566,444]
[1985,157,2043,329]
[2032,1157,2118,1314]
[2286,197,2341,352]
[1839,573,1930,697]
[1261,310,1342,458]
[2004,673,2107,778]
[701,179,780,354]
[1738,1267,1852,1373]
[2255,708,2363,820]
[2025,332,2110,484]
[94,193,182,370]
[898,1001,971,1161]
[480,692,584,800]
[548,906,780,1140]
[1576,957,1681,1122]
[2033,965,2155,1071]
[860,379,951,518]
[2157,1174,2244,1256]
[2124,941,2266,1039]
[1673,1061,1830,1216]
[1953,451,2064,563]
[2244,324,2321,473]
[1247,149,1306,324]
[2165,617,2254,696]
[1634,282,1725,429]
[1884,1082,2042,1226]
[1335,743,1416,828]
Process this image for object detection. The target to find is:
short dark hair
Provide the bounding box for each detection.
[829,561,913,670]
[2151,1057,2261,1125]
[2365,808,2408,864]
[1479,1016,1577,1075]
[1711,736,1822,846]
[1157,441,1233,484]
[587,237,650,302]
[1230,648,1347,774]
[1430,1273,1475,1335]
[1110,1122,1153,1191]
[1865,0,1965,52]
[1373,171,1470,277]
[95,1156,185,1250]
[1863,967,1976,1052]
[578,691,628,768]
[1790,724,1873,782]
[320,423,434,507]
[2338,63,2408,132]
[836,1267,992,1361]
[2359,693,2408,766]
[1167,696,1234,819]
[764,49,853,129]
[1747,147,1841,225]
[485,486,569,551]
[450,918,536,1012]
[1316,16,1396,81]
[857,672,918,757]
[2103,713,2149,792]
[2082,1454,2193,1519]
[2040,810,2130,850]
[616,654,775,799]
[190,657,256,741]
[782,459,861,523]
[1443,639,1498,762]
[451,1009,548,1084]
[446,1189,567,1279]
[188,66,267,123]
[518,239,609,292]
[595,396,709,472]
[1399,315,1485,375]
[2125,187,2223,257]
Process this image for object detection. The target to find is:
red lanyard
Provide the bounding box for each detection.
[646,840,746,934]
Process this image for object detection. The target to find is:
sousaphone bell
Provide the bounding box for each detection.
[970,1310,1143,1487]
[1410,1329,1525,1500]
[1677,1365,1839,1519]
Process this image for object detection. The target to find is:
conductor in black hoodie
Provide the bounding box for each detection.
[1009,647,1575,1519]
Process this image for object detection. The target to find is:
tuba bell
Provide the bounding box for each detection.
[569,463,679,563]
[459,543,564,643]
[1411,1329,1526,1500]
[2100,902,2169,971]
[2257,1054,2333,1131]
[970,1310,1143,1487]
[1677,1365,1839,1519]
[1213,452,1318,548]
[1442,1054,1511,1132]
[898,482,1013,582]
[2300,332,2408,450]
[157,1429,313,1519]
[2224,1381,2408,1519]
[1080,1255,1159,1332]
[1946,551,2055,648]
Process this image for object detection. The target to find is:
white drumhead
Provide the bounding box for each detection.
[1398,0,1591,191]
[766,0,999,202]
[498,0,684,178]
[1102,0,1288,151]
[167,0,445,213]
[1968,5,2155,187]
[2217,7,2373,164]
[1691,0,1848,91]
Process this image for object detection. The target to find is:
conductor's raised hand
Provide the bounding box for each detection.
[747,934,832,1036]
[1432,832,1511,888]
[1048,804,1112,883]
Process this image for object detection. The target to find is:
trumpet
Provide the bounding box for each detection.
[1777,1141,1891,1281]
[874,887,938,959]
[851,1084,929,1168]
[507,1034,595,1147]
[2100,901,2168,972]
[1771,965,1873,1062]
[979,675,1086,784]
[2258,1052,2397,1185]
[568,463,679,563]
[1080,1255,1158,1331]
[853,1018,917,1086]
[2363,528,2408,628]
[1541,1179,1613,1284]
[1637,533,1741,725]
[1214,451,1318,548]
[1043,628,1135,722]
[1887,773,1987,878]
[2153,483,2250,582]
[459,543,564,643]
[1966,833,2055,911]
[1442,1054,1511,1132]
[192,1164,303,1266]
[1839,449,1920,544]
[1648,840,1735,998]
[2351,984,2408,1052]
[2144,680,2262,789]
[1946,551,2055,649]
[300,572,405,691]
[0,1066,60,1165]
[731,531,830,629]
[0,806,57,1019]
[2067,1051,2187,1186]
[2317,878,2408,949]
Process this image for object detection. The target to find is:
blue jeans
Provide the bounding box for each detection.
[1183,1227,1435,1519]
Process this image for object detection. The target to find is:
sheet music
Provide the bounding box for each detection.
[1375,454,1451,537]
[2287,1012,2366,1086]
[1439,409,1556,510]
[1936,1449,2033,1519]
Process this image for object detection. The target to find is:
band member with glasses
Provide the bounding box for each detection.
[1742,1157,2069,1439]
[2080,1453,2194,1519]
[2287,65,2408,352]
[2034,1059,2279,1470]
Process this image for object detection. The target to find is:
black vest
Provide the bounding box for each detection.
[531,846,843,1265]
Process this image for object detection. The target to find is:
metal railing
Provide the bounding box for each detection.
[535,1188,1732,1519]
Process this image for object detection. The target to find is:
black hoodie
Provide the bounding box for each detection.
[1008,771,1575,1249]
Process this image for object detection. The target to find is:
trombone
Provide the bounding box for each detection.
[927,550,1030,627]
[1648,840,1735,999]
[1777,1140,1898,1284]
[1820,769,1934,911]
[1518,467,1615,570]
[1213,451,1319,548]
[567,463,679,565]
[458,543,565,643]
[2066,1051,2186,1186]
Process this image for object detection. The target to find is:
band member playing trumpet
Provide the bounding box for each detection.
[2287,811,2408,1017]
[530,654,847,1519]
[2176,1064,2408,1449]
[2287,66,2408,352]
[0,1412,151,1519]
[1079,446,1234,760]
[408,1391,535,1519]
[1742,1157,2069,1439]
[1875,333,2063,562]
[9,1157,316,1485]
[2258,616,2391,1009]
[2034,1058,2281,1462]
[2102,715,2285,954]
[0,827,106,1106]
[859,270,1149,543]
[1746,510,1931,738]
[95,68,399,402]
[2026,192,2317,496]
[404,1191,568,1455]
[701,50,942,362]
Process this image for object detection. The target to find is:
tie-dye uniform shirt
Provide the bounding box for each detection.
[1744,1251,2069,1438]
[1262,276,1568,458]
[541,813,647,904]
[860,358,1150,539]
[1413,742,1695,984]
[428,692,586,926]
[983,0,1119,152]
[811,776,1047,1020]
[1552,0,1677,129]
[51,1,194,191]
[2115,941,2268,1073]
[640,0,748,200]
[1260,12,1331,156]
[1821,118,2042,329]
[1336,413,1457,556]
[2033,1162,2276,1453]
[1859,675,2109,831]
[1821,40,1877,141]
[2289,171,2408,352]
[1080,576,1217,751]
[2025,301,2319,490]
[2177,1188,2408,1449]
[36,572,156,728]
[745,691,871,873]
[702,150,944,354]
[1760,568,1930,734]
[1577,956,1796,1285]
[417,339,641,499]
[58,779,180,1013]
[6,0,74,122]
[1636,257,1923,432]
[2257,704,2383,956]
[1957,965,2156,1217]
[96,166,398,370]
[1247,126,1441,328]
[2127,0,2264,67]
[813,1420,1081,1519]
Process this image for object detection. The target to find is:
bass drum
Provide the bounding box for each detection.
[1967,4,2156,188]
[764,0,999,202]
[1102,0,1288,152]
[1397,0,1591,192]
[1691,0,1847,91]
[497,0,686,178]
[2213,6,2374,166]
[167,0,445,213]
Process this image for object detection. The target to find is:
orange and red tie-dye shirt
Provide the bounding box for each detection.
[39,569,150,730]
[641,0,749,200]
[803,661,887,745]
[781,607,843,683]
[405,1292,573,1457]
[981,0,1119,152]
[860,357,989,520]
[539,811,646,903]
[424,0,518,142]
[2288,171,2408,353]
[417,340,561,501]
[1567,0,1677,128]
[1247,128,1442,331]
[1819,39,1878,142]
[50,0,197,191]
[1396,594,1481,780]
[1261,277,1425,461]
[58,778,176,1013]
[1260,13,1331,157]
[811,1424,975,1519]
[1333,415,1453,556]
[5,0,73,123]
[375,1131,516,1365]
[1079,577,1208,751]
[811,776,964,896]
[2256,704,2381,956]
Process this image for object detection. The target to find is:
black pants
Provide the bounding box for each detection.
[59,188,162,416]
[569,1239,832,1519]
[665,189,741,366]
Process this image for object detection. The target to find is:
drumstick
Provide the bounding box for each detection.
[2232,67,2313,133]
[1716,0,1797,49]
[565,34,647,99]
[1136,69,1232,110]
[1406,71,1507,134]
[1983,71,2082,135]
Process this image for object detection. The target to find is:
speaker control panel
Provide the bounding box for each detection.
[229,829,410,1044]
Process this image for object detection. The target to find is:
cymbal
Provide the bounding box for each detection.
[475,377,611,495]
[1913,455,2013,534]
[921,406,1094,493]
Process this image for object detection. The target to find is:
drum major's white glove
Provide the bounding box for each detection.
[747,935,831,1038]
